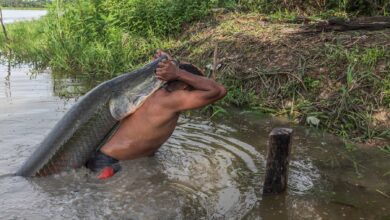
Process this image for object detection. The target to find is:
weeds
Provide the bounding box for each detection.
[380,145,390,155]
[172,13,390,145]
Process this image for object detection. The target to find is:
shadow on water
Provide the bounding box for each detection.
[0,62,389,219]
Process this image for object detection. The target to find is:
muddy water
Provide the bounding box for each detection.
[0,64,389,220]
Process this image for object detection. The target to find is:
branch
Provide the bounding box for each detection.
[0,7,9,42]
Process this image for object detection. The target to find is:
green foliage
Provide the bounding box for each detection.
[380,145,390,155]
[0,0,236,76]
[344,140,357,152]
[0,20,48,65]
[200,104,228,119]
[221,80,258,107]
[103,0,214,37]
[309,44,390,141]
[267,9,299,22]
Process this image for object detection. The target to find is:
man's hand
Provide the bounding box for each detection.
[154,49,173,60]
[156,59,179,81]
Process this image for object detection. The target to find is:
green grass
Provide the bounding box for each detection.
[0,20,48,65]
[298,44,390,141]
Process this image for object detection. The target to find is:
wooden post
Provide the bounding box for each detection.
[263,128,293,195]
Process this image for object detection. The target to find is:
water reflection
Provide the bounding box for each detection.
[4,60,11,99]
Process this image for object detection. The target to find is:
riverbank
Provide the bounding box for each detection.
[0,8,389,150]
[171,12,390,148]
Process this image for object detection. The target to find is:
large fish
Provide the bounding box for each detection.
[16,56,167,177]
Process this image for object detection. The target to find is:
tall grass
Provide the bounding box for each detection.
[0,19,48,65]
[1,0,233,77]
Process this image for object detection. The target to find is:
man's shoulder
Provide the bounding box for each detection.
[149,88,189,112]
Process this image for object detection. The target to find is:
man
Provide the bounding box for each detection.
[86,50,227,179]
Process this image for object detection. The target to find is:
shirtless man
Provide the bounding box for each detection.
[86,50,227,179]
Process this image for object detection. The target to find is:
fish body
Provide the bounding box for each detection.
[16,56,166,177]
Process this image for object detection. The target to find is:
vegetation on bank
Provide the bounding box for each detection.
[173,13,390,146]
[0,0,389,148]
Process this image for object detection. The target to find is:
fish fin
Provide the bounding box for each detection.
[96,123,120,151]
[109,94,134,120]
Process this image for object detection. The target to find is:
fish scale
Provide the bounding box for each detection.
[36,103,117,176]
[16,56,166,177]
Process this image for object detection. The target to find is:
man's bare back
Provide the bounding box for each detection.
[87,50,226,178]
[100,88,180,160]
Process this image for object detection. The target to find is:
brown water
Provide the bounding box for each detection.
[0,64,389,220]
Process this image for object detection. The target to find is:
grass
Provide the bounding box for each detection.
[380,145,390,155]
[0,20,48,66]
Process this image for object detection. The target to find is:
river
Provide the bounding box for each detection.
[0,9,389,220]
[1,9,47,24]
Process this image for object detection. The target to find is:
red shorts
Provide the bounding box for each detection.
[86,151,121,179]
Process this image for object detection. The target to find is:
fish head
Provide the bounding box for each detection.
[109,56,166,121]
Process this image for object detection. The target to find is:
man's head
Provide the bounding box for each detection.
[165,62,204,92]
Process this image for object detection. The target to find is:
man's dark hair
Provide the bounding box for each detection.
[179,63,204,76]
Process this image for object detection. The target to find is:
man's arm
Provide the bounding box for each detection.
[156,59,227,112]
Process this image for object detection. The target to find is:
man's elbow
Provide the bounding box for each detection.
[211,85,227,100]
[218,85,227,99]
[205,85,227,102]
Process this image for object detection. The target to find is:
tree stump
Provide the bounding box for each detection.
[263,128,293,195]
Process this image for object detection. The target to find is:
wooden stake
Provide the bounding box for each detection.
[263,128,293,195]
